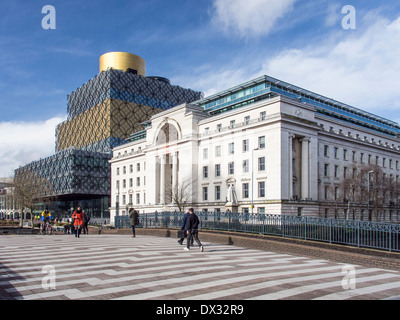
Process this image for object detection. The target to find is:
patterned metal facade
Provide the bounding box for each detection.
[15,68,203,215]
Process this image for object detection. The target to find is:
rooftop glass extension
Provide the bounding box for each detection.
[193,75,400,136]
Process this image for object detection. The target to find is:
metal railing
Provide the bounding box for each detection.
[114,212,400,252]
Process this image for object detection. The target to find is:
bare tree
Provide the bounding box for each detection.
[165,177,194,212]
[12,168,54,227]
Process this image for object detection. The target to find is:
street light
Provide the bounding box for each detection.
[367,170,374,220]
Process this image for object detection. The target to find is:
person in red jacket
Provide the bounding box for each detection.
[72,206,84,238]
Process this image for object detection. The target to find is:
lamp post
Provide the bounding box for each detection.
[367,170,374,220]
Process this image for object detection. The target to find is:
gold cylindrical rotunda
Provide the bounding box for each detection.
[99,52,146,76]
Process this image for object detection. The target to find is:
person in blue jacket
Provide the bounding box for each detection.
[178,209,191,245]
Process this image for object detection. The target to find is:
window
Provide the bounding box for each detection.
[130,164,133,173]
[230,120,235,128]
[334,165,339,178]
[344,167,348,178]
[258,181,265,197]
[352,151,356,162]
[122,179,126,188]
[258,157,265,171]
[260,111,266,120]
[136,193,140,204]
[361,153,364,163]
[129,194,133,205]
[217,124,222,132]
[215,145,221,157]
[215,186,221,200]
[203,187,208,201]
[324,145,329,157]
[203,148,208,159]
[259,136,265,149]
[123,166,126,174]
[334,147,338,159]
[243,159,249,173]
[243,183,249,198]
[228,162,235,175]
[116,167,120,176]
[215,164,221,177]
[129,178,133,188]
[324,164,329,177]
[203,166,208,178]
[136,163,140,172]
[343,149,348,161]
[324,186,329,200]
[122,195,126,205]
[136,177,140,187]
[243,139,249,152]
[244,116,250,124]
[229,142,235,155]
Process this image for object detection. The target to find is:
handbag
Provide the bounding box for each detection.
[177,230,186,238]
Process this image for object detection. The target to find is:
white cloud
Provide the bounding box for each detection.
[210,0,297,38]
[262,14,400,122]
[0,116,66,177]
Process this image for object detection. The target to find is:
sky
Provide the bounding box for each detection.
[1,0,400,177]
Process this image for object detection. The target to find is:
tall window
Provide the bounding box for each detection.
[203,166,208,178]
[258,136,265,149]
[228,162,235,175]
[215,186,221,200]
[203,148,208,159]
[229,142,235,155]
[243,183,249,198]
[215,164,221,177]
[243,159,249,173]
[258,182,265,197]
[215,145,221,157]
[243,139,249,152]
[203,187,208,201]
[258,157,265,171]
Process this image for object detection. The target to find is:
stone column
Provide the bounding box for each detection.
[289,133,295,199]
[160,154,166,204]
[172,152,179,199]
[301,137,310,199]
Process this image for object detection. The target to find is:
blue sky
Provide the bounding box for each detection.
[1,0,400,176]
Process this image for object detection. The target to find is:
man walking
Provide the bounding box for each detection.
[129,208,139,238]
[184,208,204,252]
[178,209,190,245]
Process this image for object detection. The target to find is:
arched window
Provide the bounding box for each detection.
[156,123,178,145]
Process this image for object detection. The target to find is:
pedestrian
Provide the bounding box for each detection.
[178,209,192,246]
[72,206,84,238]
[129,208,139,238]
[184,208,204,252]
[82,211,90,234]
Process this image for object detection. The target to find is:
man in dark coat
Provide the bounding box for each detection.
[129,208,139,238]
[178,209,190,245]
[184,208,204,252]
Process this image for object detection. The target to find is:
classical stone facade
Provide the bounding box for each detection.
[109,75,400,224]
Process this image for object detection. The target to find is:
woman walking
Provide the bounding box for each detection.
[72,206,84,238]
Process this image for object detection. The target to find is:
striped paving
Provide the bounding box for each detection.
[0,234,400,300]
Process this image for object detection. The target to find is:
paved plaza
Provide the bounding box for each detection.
[1,234,400,300]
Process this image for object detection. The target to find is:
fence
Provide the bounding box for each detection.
[114,212,400,253]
